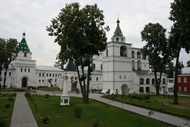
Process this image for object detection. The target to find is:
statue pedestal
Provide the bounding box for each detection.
[60,95,70,106]
[60,73,70,106]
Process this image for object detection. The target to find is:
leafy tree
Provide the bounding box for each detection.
[47,2,108,103]
[165,61,183,78]
[141,23,169,95]
[169,0,190,104]
[0,38,17,89]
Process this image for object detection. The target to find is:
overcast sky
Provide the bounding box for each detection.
[0,0,189,66]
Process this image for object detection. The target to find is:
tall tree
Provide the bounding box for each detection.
[47,2,108,103]
[0,38,17,89]
[169,0,190,104]
[141,23,169,95]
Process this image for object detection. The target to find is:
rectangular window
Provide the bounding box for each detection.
[39,80,41,82]
[21,68,23,72]
[42,80,44,82]
[55,79,57,82]
[47,73,48,77]
[39,73,41,77]
[53,74,54,77]
[42,73,44,77]
[28,69,30,72]
[9,72,11,76]
[25,68,26,72]
[55,74,57,77]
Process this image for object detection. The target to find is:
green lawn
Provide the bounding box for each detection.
[27,95,174,127]
[103,94,190,119]
[0,93,16,127]
[37,87,61,92]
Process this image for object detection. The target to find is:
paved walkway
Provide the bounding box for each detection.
[10,92,38,127]
[88,94,190,127]
[11,91,190,127]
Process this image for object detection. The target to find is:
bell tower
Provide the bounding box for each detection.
[111,19,126,42]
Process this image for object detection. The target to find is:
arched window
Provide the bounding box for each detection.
[132,60,135,70]
[178,77,181,83]
[137,51,141,59]
[132,51,135,58]
[120,46,127,57]
[162,78,166,84]
[137,60,141,70]
[24,52,27,57]
[106,49,108,57]
[146,78,150,84]
[152,78,155,85]
[140,78,144,84]
[184,77,187,83]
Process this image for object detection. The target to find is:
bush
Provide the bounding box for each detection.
[92,119,99,127]
[8,97,13,101]
[41,115,50,124]
[45,94,50,98]
[0,117,6,127]
[25,92,31,97]
[73,106,82,118]
[5,104,11,108]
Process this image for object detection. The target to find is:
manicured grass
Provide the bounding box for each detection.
[27,95,174,127]
[103,94,190,119]
[0,93,16,127]
[37,87,61,92]
[0,88,26,92]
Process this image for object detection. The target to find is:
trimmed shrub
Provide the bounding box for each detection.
[25,92,31,97]
[0,117,6,127]
[73,106,82,118]
[41,115,50,124]
[5,104,11,108]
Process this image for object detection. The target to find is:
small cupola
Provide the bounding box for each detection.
[16,32,32,58]
[111,19,126,42]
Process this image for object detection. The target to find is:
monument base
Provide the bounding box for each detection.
[60,95,70,106]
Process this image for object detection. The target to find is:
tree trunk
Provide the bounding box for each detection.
[153,66,159,95]
[76,66,89,103]
[3,68,8,89]
[173,48,180,104]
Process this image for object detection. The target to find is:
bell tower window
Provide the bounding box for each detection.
[24,52,27,57]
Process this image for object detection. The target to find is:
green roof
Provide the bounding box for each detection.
[17,33,30,53]
[113,19,123,37]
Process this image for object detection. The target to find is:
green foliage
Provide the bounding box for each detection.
[41,115,50,124]
[5,103,11,108]
[0,38,18,89]
[0,116,7,127]
[45,94,50,98]
[25,92,31,97]
[141,23,169,95]
[47,2,109,103]
[169,0,190,104]
[92,119,99,127]
[73,106,82,118]
[0,93,15,127]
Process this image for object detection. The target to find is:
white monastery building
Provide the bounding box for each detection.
[0,19,168,94]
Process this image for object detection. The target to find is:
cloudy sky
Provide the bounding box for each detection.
[0,0,189,66]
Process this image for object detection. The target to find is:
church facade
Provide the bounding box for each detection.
[0,19,168,94]
[0,33,64,88]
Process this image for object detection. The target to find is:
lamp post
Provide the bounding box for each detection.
[60,73,70,106]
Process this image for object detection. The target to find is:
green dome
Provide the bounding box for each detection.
[113,19,123,37]
[17,33,30,53]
